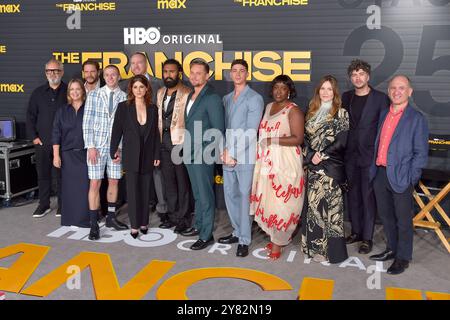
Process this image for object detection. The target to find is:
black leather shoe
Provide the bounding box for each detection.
[130,231,139,239]
[218,234,239,244]
[358,240,373,254]
[140,227,148,234]
[106,215,129,230]
[174,224,188,234]
[88,222,100,241]
[387,259,409,275]
[190,238,214,250]
[159,221,175,229]
[236,244,249,257]
[369,249,395,261]
[180,227,200,237]
[346,233,362,244]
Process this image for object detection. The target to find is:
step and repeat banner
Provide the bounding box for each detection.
[0,0,449,169]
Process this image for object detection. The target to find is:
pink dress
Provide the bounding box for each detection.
[250,102,306,246]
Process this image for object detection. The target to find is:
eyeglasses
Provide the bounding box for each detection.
[45,69,62,74]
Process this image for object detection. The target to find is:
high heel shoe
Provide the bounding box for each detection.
[140,227,148,234]
[267,250,282,261]
[130,231,139,239]
[264,243,273,251]
[267,247,283,261]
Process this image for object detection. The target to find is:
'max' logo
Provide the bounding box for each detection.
[157,0,187,9]
[0,4,21,13]
[0,84,24,93]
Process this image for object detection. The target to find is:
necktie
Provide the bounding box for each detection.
[108,91,114,114]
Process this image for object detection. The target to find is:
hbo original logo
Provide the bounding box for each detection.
[124,27,161,45]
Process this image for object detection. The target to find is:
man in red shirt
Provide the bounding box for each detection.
[369,75,429,275]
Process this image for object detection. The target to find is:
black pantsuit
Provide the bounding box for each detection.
[110,101,161,230]
[346,163,376,241]
[373,167,414,261]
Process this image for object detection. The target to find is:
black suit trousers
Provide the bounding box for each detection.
[35,145,61,208]
[373,167,414,261]
[125,171,152,229]
[346,162,376,240]
[160,147,193,226]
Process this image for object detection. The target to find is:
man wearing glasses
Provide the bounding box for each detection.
[27,58,67,218]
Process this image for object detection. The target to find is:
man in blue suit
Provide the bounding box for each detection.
[219,59,264,257]
[180,58,225,250]
[369,75,428,275]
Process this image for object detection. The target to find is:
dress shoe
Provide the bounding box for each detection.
[105,215,129,230]
[174,224,188,234]
[236,244,249,257]
[159,221,175,229]
[358,240,373,254]
[345,233,362,244]
[218,234,239,244]
[387,259,409,275]
[369,249,395,261]
[190,238,214,250]
[140,227,148,234]
[88,222,100,241]
[180,227,200,237]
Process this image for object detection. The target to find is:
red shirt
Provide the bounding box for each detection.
[376,105,406,166]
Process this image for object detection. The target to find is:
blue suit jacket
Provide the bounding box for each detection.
[370,103,429,193]
[223,85,264,171]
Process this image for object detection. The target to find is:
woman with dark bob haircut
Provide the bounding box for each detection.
[250,74,306,261]
[110,75,161,238]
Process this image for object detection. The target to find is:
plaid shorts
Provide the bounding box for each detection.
[87,147,122,180]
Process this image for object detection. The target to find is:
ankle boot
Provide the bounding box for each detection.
[89,210,100,240]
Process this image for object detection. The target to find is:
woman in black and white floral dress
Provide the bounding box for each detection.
[302,75,349,264]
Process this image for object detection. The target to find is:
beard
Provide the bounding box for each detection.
[85,76,98,85]
[47,76,62,86]
[164,77,179,88]
[354,82,368,90]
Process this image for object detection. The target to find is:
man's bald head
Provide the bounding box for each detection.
[388,74,413,109]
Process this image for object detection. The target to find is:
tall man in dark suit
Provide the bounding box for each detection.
[342,59,390,254]
[156,59,194,233]
[180,58,225,250]
[27,58,67,218]
[369,75,428,275]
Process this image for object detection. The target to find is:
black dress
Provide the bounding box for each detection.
[52,104,90,228]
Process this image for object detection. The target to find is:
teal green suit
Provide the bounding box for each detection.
[183,84,225,241]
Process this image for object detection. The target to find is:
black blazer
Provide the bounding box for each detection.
[342,87,390,167]
[110,101,161,174]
